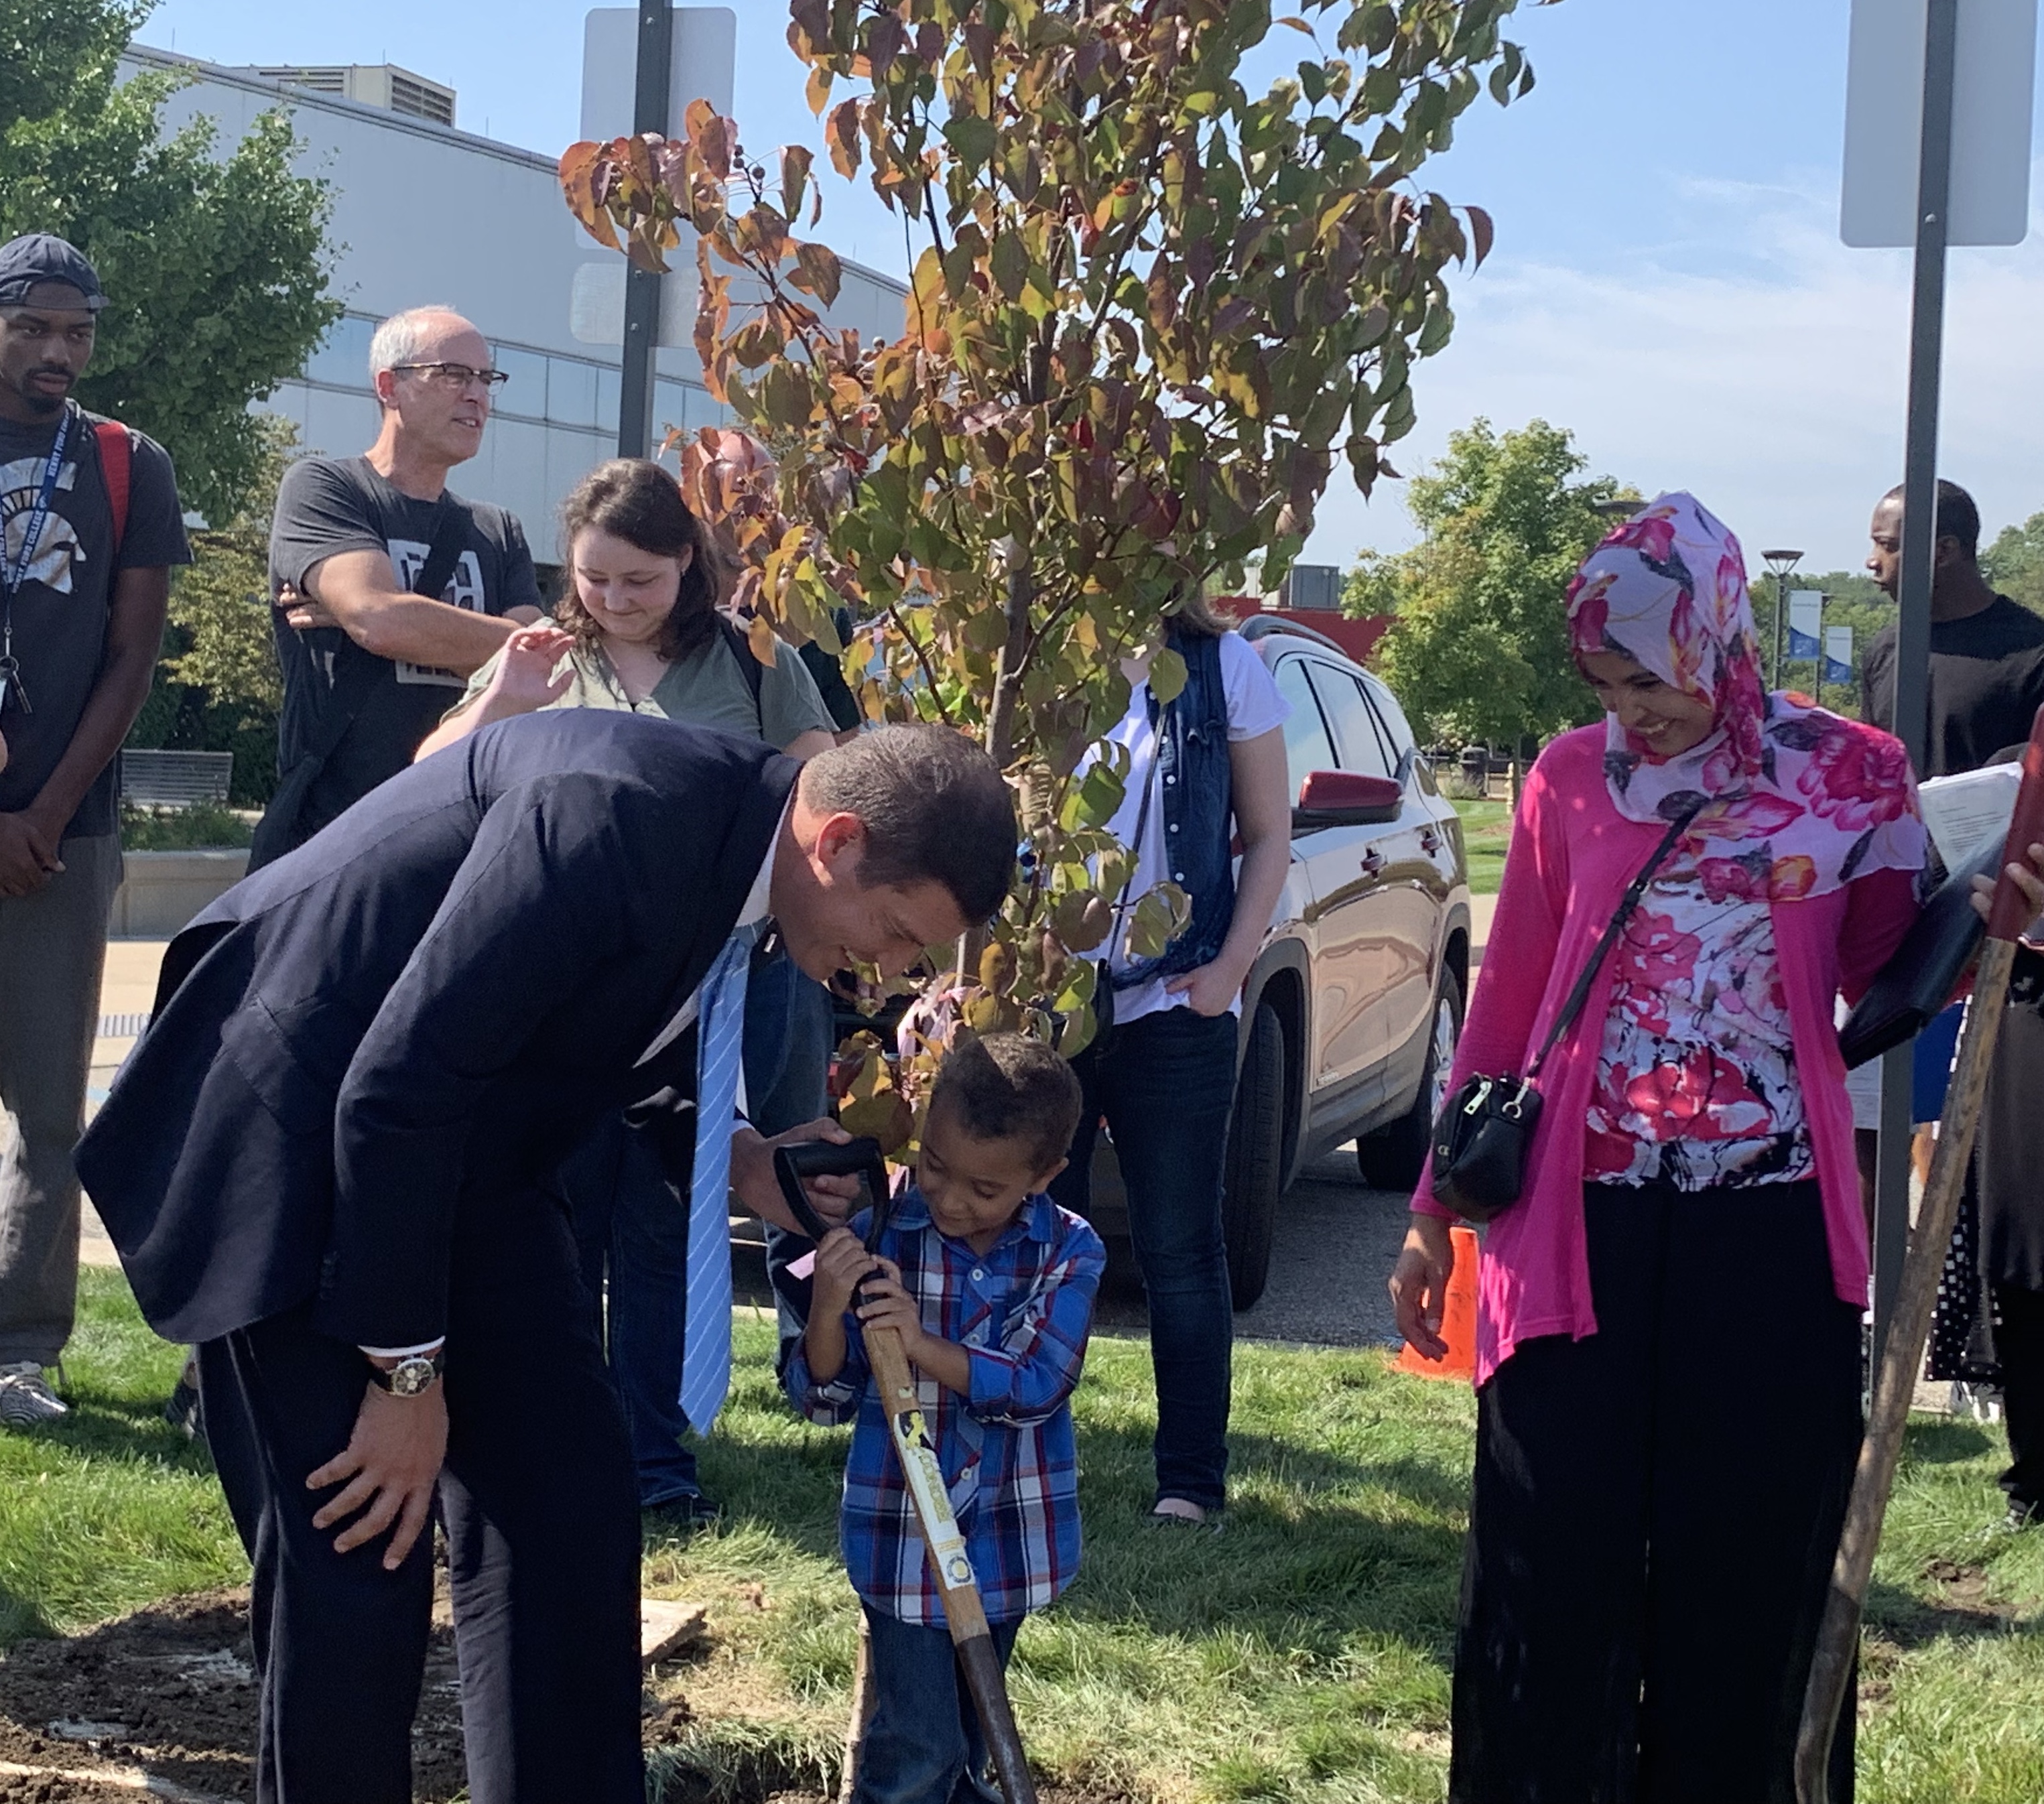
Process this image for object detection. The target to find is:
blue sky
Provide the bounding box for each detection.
[141,0,2044,578]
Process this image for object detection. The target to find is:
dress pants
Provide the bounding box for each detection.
[199,1191,643,1804]
[1451,1179,1862,1804]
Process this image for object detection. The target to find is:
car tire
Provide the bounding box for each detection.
[1356,966,1464,1193]
[1222,998,1286,1311]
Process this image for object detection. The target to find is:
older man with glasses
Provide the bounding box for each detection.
[249,306,544,871]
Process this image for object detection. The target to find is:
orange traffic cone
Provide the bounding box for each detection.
[1395,1224,1479,1381]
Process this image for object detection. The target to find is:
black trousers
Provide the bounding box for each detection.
[1451,1180,1862,1804]
[198,1191,644,1804]
[1993,1283,2044,1516]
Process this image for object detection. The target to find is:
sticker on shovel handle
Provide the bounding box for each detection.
[889,1406,976,1590]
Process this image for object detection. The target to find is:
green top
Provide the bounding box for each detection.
[451,625,836,751]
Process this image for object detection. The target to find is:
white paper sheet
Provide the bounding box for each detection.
[1918,764,2021,869]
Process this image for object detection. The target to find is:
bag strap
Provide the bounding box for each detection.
[410,499,470,605]
[1524,799,1704,1084]
[92,420,131,555]
[716,613,767,735]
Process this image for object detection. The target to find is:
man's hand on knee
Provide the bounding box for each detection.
[308,1376,448,1571]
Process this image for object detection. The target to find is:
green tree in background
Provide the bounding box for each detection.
[0,0,339,523]
[1365,417,1633,749]
[1984,511,2044,616]
[127,417,294,803]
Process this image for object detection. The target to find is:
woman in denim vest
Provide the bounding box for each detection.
[1051,595,1292,1526]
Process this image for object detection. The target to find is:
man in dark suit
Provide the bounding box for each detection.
[76,710,1015,1804]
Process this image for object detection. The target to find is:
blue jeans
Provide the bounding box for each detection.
[1050,1005,1238,1511]
[854,1608,1021,1804]
[564,946,832,1508]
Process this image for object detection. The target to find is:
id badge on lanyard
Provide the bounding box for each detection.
[0,405,74,720]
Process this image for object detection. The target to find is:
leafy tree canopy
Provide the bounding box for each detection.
[0,0,339,523]
[1364,416,1632,749]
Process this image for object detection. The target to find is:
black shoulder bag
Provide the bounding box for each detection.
[1430,800,1701,1222]
[249,502,470,870]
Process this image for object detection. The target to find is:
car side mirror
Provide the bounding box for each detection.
[1293,769,1402,830]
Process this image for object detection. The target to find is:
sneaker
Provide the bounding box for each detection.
[0,1360,68,1427]
[2007,1500,2039,1533]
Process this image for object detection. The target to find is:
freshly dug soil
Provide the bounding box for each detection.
[0,1590,465,1804]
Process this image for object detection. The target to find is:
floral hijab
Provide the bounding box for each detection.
[1564,491,1926,901]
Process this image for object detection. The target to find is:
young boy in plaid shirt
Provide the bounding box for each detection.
[786,1032,1104,1804]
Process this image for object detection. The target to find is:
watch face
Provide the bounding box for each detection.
[389,1356,438,1397]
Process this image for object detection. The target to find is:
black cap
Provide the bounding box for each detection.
[0,234,107,312]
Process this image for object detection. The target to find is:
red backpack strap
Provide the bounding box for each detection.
[93,419,131,555]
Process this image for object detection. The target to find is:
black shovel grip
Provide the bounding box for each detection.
[771,1137,891,1247]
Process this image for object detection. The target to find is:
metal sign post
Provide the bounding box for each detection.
[1841,0,2035,1372]
[617,0,673,460]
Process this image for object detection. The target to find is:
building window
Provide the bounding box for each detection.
[304,313,377,389]
[547,357,600,430]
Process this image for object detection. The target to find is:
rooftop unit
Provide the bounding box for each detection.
[250,63,456,127]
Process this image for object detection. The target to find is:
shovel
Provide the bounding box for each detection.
[1795,702,2044,1802]
[774,1138,1039,1804]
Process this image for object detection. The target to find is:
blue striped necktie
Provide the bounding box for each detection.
[678,927,754,1433]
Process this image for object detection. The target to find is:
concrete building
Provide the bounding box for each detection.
[121,38,907,575]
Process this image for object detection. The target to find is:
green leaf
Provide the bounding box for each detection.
[1147,645,1188,705]
[1061,761,1127,832]
[942,111,997,170]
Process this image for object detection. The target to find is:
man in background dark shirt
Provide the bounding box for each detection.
[1862,478,2044,776]
[251,306,541,865]
[1862,476,2044,1531]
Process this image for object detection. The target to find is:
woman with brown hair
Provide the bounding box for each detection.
[420,458,838,1521]
[417,457,834,761]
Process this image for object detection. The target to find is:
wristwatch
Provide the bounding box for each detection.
[367,1350,444,1397]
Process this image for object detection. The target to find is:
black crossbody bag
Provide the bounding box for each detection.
[1430,800,1702,1223]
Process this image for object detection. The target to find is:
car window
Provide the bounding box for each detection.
[1273,657,1336,801]
[1305,664,1395,781]
[1366,676,1419,760]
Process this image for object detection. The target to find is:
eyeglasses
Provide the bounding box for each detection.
[389,361,509,393]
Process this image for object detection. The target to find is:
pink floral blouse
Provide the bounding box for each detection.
[1585,855,1814,1189]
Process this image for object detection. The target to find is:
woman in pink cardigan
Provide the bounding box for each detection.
[1389,493,2044,1801]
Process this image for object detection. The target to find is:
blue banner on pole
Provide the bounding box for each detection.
[1824,624,1854,686]
[1788,592,1825,659]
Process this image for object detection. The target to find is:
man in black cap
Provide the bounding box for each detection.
[0,233,190,1428]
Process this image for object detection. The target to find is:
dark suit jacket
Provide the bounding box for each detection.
[78,710,797,1348]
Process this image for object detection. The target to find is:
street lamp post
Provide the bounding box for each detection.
[1761,548,1805,690]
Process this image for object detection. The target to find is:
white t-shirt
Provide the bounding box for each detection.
[1096,631,1289,1026]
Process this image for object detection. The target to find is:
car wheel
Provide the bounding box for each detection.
[1222,998,1286,1311]
[1356,967,1464,1192]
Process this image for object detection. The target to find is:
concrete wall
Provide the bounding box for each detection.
[109,850,250,939]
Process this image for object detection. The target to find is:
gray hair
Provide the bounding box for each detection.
[368,306,472,384]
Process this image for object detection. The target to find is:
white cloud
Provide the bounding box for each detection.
[1303,172,2044,577]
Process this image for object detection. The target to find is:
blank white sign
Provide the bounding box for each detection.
[1841,0,2037,247]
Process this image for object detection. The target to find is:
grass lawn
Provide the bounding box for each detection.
[1450,799,1512,897]
[9,1274,2044,1802]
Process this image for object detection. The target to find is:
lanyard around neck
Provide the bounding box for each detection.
[4,405,73,604]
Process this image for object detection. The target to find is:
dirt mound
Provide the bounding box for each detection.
[0,1590,465,1803]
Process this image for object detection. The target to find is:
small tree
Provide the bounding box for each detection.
[563,0,1543,1131]
[126,417,294,803]
[1370,416,1629,750]
[1984,510,2044,617]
